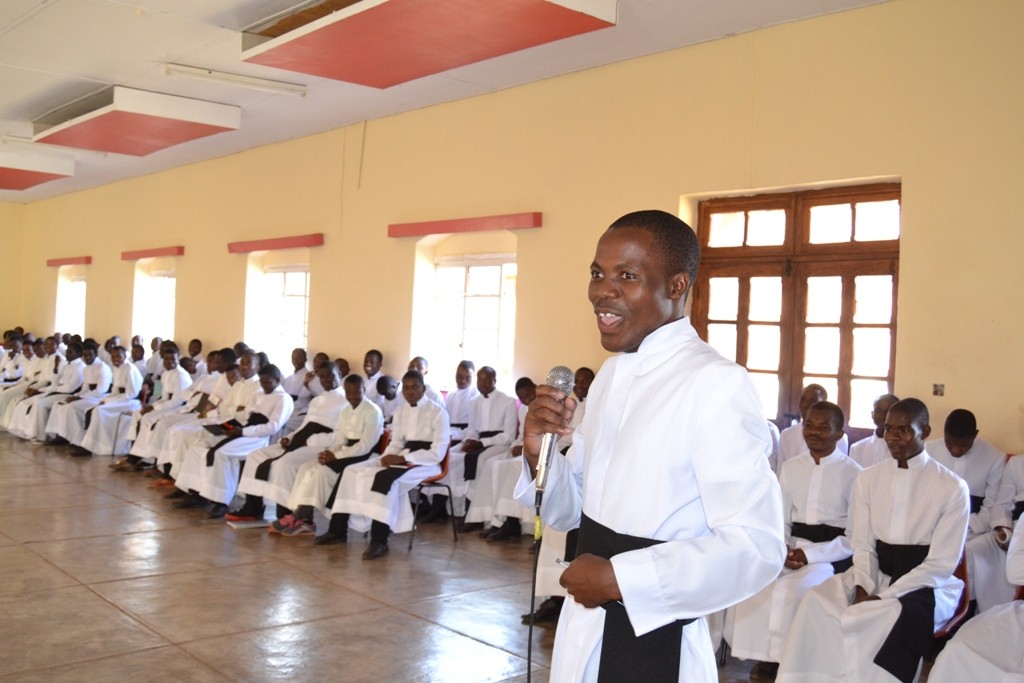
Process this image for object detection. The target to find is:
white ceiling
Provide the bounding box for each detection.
[0,0,888,203]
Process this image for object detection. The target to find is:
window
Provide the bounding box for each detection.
[428,259,517,392]
[692,184,899,437]
[244,249,310,369]
[131,257,176,343]
[55,265,87,335]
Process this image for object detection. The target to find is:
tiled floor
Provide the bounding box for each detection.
[0,434,756,682]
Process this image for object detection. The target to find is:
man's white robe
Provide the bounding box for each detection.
[776,452,970,683]
[80,362,144,455]
[444,384,480,444]
[9,357,84,440]
[44,358,113,445]
[849,433,891,469]
[928,520,1024,683]
[127,366,193,459]
[966,452,1023,612]
[331,398,449,534]
[174,386,293,505]
[445,388,517,515]
[514,318,786,683]
[926,436,1005,539]
[728,449,860,663]
[286,398,384,514]
[236,387,347,505]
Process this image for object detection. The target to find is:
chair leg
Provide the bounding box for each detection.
[408,486,421,551]
[445,485,458,543]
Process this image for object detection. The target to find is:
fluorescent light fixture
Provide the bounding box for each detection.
[165,63,307,97]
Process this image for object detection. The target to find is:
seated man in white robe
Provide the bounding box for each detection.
[926,408,1007,615]
[927,516,1024,683]
[777,398,970,683]
[0,338,34,419]
[130,343,148,378]
[0,334,26,386]
[44,340,113,449]
[159,352,261,483]
[375,375,401,424]
[172,363,293,519]
[362,349,384,407]
[2,338,62,431]
[9,341,83,442]
[728,401,860,681]
[326,370,450,559]
[228,364,348,523]
[113,345,193,470]
[426,366,516,523]
[186,338,207,378]
[273,374,384,540]
[777,384,850,469]
[407,356,445,407]
[443,360,480,449]
[280,348,312,432]
[967,452,1024,615]
[467,376,539,542]
[78,345,144,456]
[848,393,900,469]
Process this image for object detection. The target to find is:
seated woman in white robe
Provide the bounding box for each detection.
[324,370,449,559]
[172,364,292,519]
[728,402,860,681]
[777,398,970,683]
[79,346,144,456]
[928,517,1024,683]
[44,341,113,448]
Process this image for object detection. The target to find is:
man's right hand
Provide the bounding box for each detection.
[318,450,337,465]
[279,437,290,449]
[523,385,577,474]
[141,405,154,415]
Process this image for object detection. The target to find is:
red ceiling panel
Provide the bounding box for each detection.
[0,167,69,191]
[243,0,614,88]
[36,110,235,157]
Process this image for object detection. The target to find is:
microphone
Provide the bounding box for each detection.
[535,365,575,497]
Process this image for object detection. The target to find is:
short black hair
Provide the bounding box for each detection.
[609,209,700,281]
[366,349,383,363]
[576,367,596,381]
[458,360,475,372]
[402,370,424,387]
[808,400,845,431]
[514,376,536,392]
[944,408,977,437]
[343,373,364,387]
[258,364,282,381]
[890,398,930,427]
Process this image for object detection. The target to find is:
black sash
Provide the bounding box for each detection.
[1014,500,1024,521]
[790,522,853,574]
[577,514,693,683]
[324,439,372,508]
[463,429,501,480]
[205,413,269,466]
[451,422,468,429]
[872,540,934,683]
[969,495,984,515]
[253,422,335,482]
[85,406,96,430]
[370,439,432,494]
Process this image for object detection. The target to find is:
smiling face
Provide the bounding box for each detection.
[364,352,382,378]
[110,347,125,368]
[588,227,688,353]
[802,406,844,457]
[344,377,365,409]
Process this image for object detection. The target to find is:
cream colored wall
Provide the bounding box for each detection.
[9,0,1024,449]
[0,201,25,323]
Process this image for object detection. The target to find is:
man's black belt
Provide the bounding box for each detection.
[252,422,333,481]
[970,495,984,515]
[1014,500,1024,521]
[577,514,693,683]
[464,430,502,480]
[790,522,853,574]
[451,422,468,429]
[872,540,934,683]
[370,439,433,493]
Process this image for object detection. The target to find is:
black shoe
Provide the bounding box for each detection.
[49,436,69,446]
[749,661,779,680]
[362,541,389,560]
[521,598,563,624]
[68,446,92,457]
[459,521,484,533]
[313,530,348,545]
[486,518,521,542]
[206,503,229,519]
[172,494,204,509]
[164,488,187,500]
[480,526,500,539]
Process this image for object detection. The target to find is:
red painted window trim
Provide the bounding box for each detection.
[227,233,324,254]
[121,246,185,261]
[46,256,92,267]
[388,212,542,238]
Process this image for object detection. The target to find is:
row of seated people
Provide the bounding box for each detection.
[719,389,1024,682]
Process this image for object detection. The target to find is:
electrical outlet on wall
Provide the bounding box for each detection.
[932,384,945,397]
